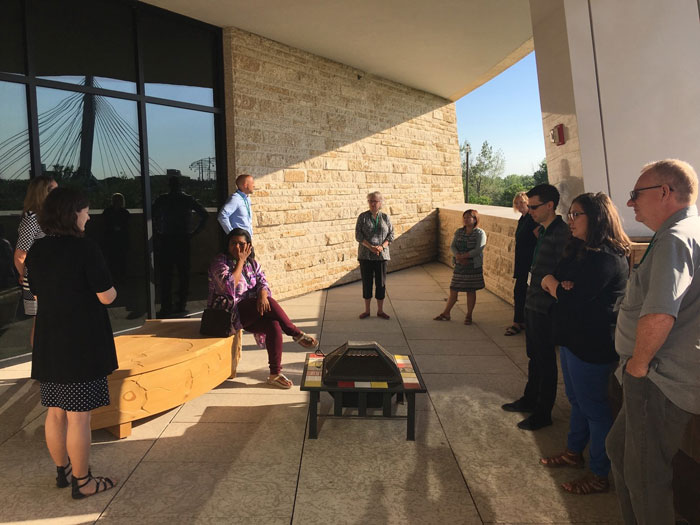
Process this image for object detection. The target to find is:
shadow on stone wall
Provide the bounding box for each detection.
[318,210,440,290]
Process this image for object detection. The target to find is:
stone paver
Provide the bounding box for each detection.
[0,262,623,524]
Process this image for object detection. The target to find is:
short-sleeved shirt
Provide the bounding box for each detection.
[217,191,253,235]
[615,206,700,414]
[355,210,394,261]
[26,236,117,383]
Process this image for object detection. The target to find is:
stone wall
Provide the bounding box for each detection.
[222,28,463,298]
[438,205,520,305]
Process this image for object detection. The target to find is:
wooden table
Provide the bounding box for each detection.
[300,353,427,440]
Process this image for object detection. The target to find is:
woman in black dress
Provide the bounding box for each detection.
[26,188,118,499]
[539,192,630,495]
[504,191,537,336]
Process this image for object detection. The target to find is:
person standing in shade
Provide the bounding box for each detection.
[217,174,255,236]
[606,159,699,524]
[355,191,394,319]
[102,193,130,286]
[505,192,538,336]
[433,209,486,325]
[152,176,208,316]
[501,183,569,430]
[14,175,57,344]
[539,192,630,495]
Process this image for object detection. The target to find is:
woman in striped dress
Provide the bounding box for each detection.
[434,209,486,324]
[13,176,57,343]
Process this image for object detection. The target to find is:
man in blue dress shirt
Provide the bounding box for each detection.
[217,174,255,235]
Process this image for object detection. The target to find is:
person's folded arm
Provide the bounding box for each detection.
[466,230,486,257]
[556,253,621,307]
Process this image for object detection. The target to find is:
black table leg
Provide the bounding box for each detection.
[383,393,391,417]
[309,391,319,439]
[359,392,367,417]
[334,392,343,416]
[406,392,416,441]
[396,392,404,405]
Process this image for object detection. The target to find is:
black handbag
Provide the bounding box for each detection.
[199,295,233,337]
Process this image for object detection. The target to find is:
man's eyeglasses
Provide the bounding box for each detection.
[629,185,673,201]
[527,202,549,210]
[567,212,586,220]
[232,242,248,248]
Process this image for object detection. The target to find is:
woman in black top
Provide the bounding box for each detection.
[26,188,118,499]
[539,192,630,495]
[505,192,538,335]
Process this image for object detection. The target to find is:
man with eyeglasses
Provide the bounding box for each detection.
[501,183,569,430]
[607,159,700,525]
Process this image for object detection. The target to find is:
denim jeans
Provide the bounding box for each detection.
[559,347,616,476]
[606,373,692,525]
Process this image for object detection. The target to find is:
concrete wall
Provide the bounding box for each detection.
[437,205,520,306]
[222,28,463,298]
[530,0,700,236]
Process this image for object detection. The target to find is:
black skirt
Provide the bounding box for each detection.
[39,377,110,412]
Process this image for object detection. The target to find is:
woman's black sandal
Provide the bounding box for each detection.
[71,470,116,499]
[56,461,72,488]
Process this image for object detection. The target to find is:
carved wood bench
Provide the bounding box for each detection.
[91,319,242,438]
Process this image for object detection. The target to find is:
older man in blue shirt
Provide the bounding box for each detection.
[217,174,255,235]
[607,159,700,525]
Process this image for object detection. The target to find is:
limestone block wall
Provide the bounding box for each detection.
[222,28,463,298]
[438,205,520,305]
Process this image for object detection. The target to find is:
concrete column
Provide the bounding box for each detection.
[530,0,700,236]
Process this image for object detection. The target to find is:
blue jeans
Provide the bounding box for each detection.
[560,346,616,477]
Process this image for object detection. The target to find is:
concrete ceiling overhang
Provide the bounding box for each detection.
[143,0,533,101]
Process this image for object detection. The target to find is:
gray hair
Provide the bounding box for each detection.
[367,191,383,202]
[641,159,698,205]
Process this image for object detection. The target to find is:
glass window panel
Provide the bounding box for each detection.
[36,86,148,330]
[0,81,30,353]
[141,10,215,106]
[147,104,217,317]
[37,87,145,208]
[0,81,31,210]
[0,0,25,75]
[31,0,136,93]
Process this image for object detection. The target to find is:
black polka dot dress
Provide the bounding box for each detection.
[40,377,110,412]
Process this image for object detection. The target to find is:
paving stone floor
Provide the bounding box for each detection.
[0,262,624,524]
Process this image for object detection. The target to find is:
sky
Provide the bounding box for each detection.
[455,52,546,176]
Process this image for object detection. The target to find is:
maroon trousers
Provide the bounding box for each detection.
[237,297,302,375]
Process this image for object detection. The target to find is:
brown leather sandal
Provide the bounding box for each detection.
[540,450,585,468]
[561,473,610,495]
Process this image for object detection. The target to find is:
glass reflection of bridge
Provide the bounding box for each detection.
[0,76,216,183]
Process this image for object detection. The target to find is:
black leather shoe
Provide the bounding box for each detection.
[501,398,535,413]
[517,414,553,431]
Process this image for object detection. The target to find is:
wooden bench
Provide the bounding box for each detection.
[91,319,242,438]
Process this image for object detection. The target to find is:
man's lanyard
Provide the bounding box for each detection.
[638,234,656,266]
[237,191,251,219]
[531,224,547,268]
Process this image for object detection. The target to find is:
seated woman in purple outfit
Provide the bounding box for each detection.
[208,228,318,389]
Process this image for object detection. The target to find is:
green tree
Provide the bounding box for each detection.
[533,158,548,185]
[463,140,505,204]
